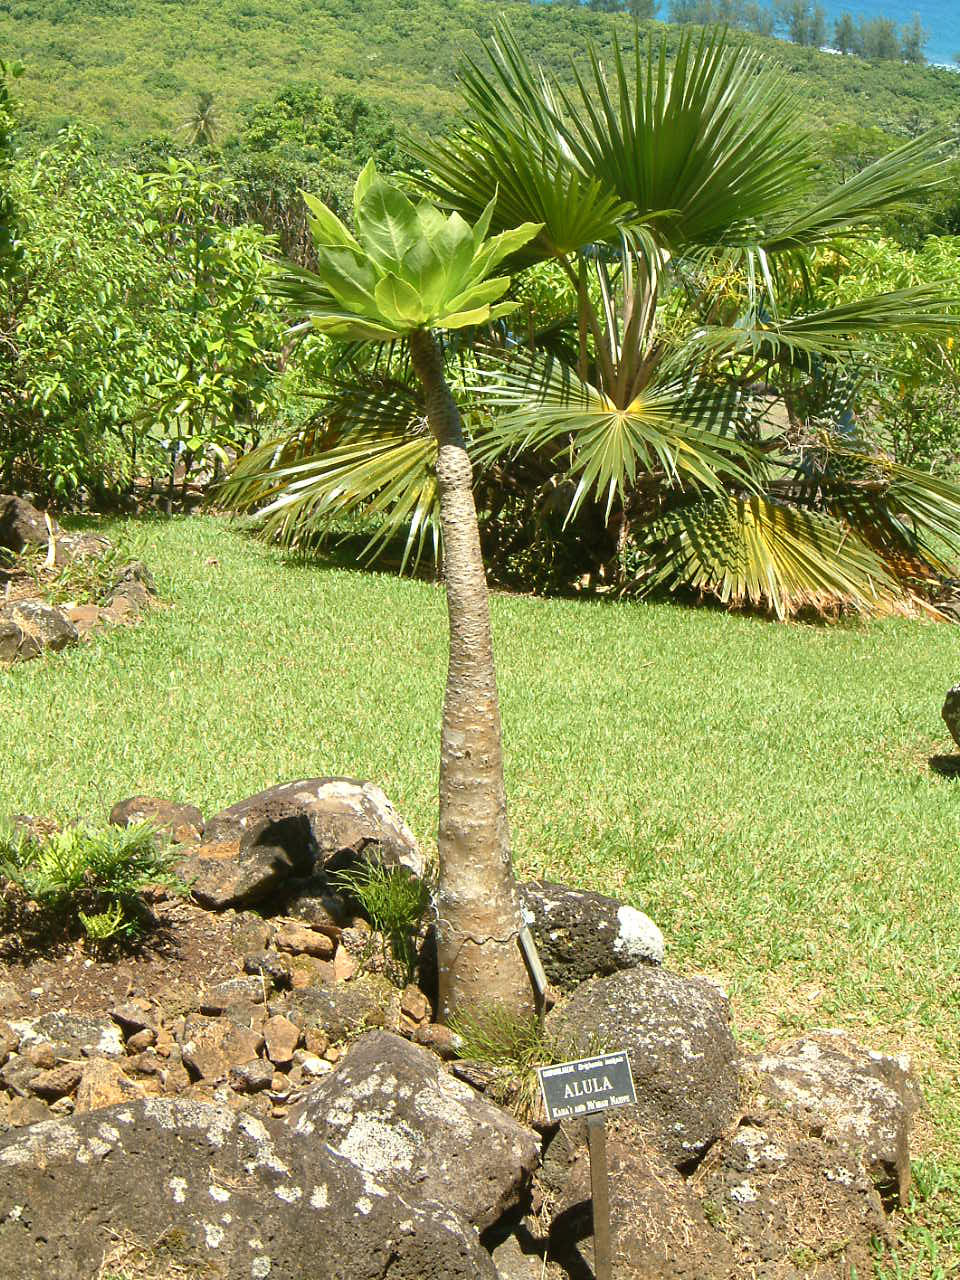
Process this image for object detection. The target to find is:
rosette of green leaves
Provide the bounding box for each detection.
[271,160,541,339]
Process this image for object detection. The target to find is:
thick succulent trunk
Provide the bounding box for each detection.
[409,328,535,1025]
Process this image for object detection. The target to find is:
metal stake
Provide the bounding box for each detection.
[586,1113,613,1280]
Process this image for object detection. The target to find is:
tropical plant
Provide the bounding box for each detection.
[232,26,960,617]
[0,822,187,942]
[408,24,960,616]
[180,90,221,149]
[223,163,542,1021]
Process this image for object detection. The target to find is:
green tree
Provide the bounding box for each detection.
[833,12,859,55]
[180,90,221,148]
[860,17,901,60]
[414,25,960,615]
[0,55,21,277]
[899,15,928,65]
[225,165,542,1022]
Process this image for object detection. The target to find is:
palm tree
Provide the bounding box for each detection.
[226,26,960,620]
[225,166,541,1022]
[181,91,221,149]
[408,24,960,617]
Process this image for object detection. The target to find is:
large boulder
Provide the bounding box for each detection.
[177,838,299,910]
[203,778,424,878]
[751,1030,921,1205]
[289,1031,540,1231]
[694,1110,889,1279]
[0,1097,498,1279]
[546,967,740,1169]
[0,600,78,662]
[550,1135,736,1280]
[519,880,663,991]
[943,682,960,750]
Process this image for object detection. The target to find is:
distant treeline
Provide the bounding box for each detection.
[567,0,931,64]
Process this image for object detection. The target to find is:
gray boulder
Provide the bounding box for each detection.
[751,1029,921,1205]
[694,1109,889,1279]
[546,967,740,1169]
[943,682,960,749]
[0,600,78,662]
[519,880,663,991]
[289,1030,540,1231]
[9,1012,124,1062]
[0,1097,497,1279]
[550,1135,736,1280]
[203,778,424,878]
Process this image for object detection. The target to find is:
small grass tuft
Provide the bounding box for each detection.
[450,1003,603,1121]
[329,857,434,983]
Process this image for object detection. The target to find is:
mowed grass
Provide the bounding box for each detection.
[2,513,960,1260]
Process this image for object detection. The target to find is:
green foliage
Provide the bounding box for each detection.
[0,54,21,275]
[0,821,187,942]
[0,132,283,499]
[449,1004,601,1119]
[329,860,433,982]
[222,86,399,261]
[271,160,540,338]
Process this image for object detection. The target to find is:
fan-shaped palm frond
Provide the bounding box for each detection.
[685,286,960,374]
[473,350,762,520]
[220,379,440,571]
[635,494,898,619]
[414,23,946,263]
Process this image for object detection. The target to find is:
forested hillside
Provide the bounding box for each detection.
[4,0,960,157]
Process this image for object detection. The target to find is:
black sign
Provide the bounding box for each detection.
[537,1051,637,1123]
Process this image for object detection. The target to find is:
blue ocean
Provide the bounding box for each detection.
[776,0,960,65]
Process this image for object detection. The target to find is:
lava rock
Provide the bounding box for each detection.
[177,840,297,910]
[289,1030,540,1231]
[0,1097,498,1279]
[751,1030,921,1205]
[546,967,741,1169]
[108,795,203,845]
[10,1012,124,1063]
[519,880,663,991]
[203,778,425,878]
[0,600,78,662]
[550,1135,736,1280]
[279,974,401,1043]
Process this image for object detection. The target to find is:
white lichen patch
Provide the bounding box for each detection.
[274,1184,302,1203]
[209,1184,231,1202]
[730,1181,759,1203]
[0,1120,79,1167]
[203,1222,224,1249]
[825,1166,855,1186]
[144,1098,235,1150]
[251,1258,272,1279]
[310,1184,329,1210]
[7,1206,23,1221]
[331,1112,418,1175]
[356,1196,373,1215]
[169,1177,188,1204]
[612,906,664,963]
[98,1124,120,1145]
[115,1110,135,1125]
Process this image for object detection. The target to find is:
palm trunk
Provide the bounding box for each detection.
[409,328,535,1025]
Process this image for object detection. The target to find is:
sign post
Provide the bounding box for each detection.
[537,1051,637,1280]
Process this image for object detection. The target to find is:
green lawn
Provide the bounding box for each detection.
[2,513,959,1265]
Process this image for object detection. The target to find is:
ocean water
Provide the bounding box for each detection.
[775,0,960,66]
